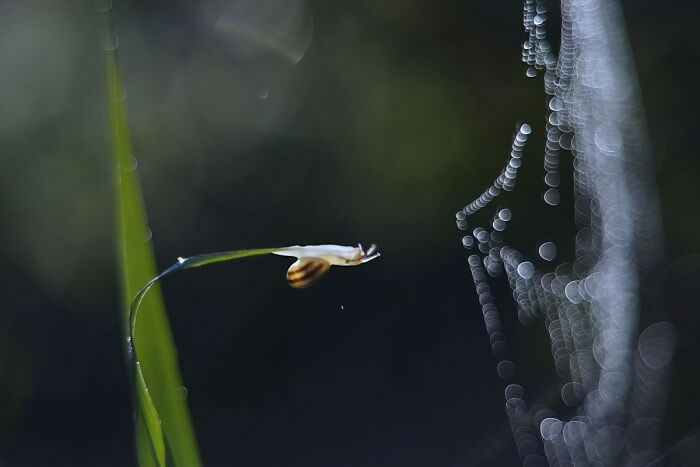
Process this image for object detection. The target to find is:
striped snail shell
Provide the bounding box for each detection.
[286,257,331,288]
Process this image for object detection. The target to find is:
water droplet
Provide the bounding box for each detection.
[497,360,516,379]
[492,340,509,358]
[120,155,138,172]
[141,226,153,243]
[498,208,512,222]
[544,188,560,206]
[638,322,676,370]
[544,172,560,187]
[565,281,582,303]
[462,235,474,248]
[561,381,583,406]
[559,132,573,150]
[538,242,557,261]
[563,420,587,446]
[520,123,532,135]
[549,97,563,112]
[526,67,537,78]
[517,262,534,279]
[594,123,623,155]
[505,383,524,401]
[540,417,563,441]
[493,219,506,231]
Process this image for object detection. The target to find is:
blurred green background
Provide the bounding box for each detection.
[0,0,698,465]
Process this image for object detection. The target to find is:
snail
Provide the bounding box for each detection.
[272,244,380,288]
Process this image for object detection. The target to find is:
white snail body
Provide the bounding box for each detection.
[273,243,380,288]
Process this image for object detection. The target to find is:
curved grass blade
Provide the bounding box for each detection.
[99,4,201,465]
[128,248,281,333]
[125,243,378,464]
[134,362,165,467]
[125,249,278,465]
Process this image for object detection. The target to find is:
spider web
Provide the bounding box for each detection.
[457,1,676,465]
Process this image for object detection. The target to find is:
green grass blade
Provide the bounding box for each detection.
[134,362,166,467]
[128,248,282,335]
[177,248,283,269]
[100,5,201,466]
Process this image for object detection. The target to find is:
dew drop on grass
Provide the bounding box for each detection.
[122,155,138,172]
[141,226,153,243]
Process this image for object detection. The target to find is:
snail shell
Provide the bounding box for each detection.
[286,257,331,288]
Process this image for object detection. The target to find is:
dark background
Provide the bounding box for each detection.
[0,0,698,465]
